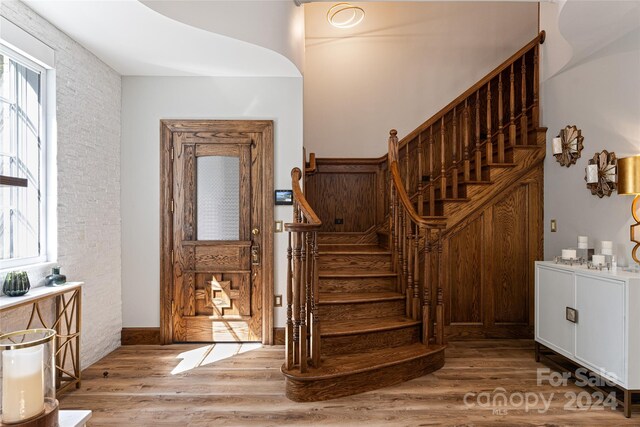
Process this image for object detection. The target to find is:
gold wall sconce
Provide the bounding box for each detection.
[617,155,640,264]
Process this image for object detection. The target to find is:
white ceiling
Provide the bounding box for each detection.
[23,0,301,77]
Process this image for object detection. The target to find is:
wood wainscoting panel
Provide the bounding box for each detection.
[121,328,161,345]
[447,216,483,325]
[492,183,529,325]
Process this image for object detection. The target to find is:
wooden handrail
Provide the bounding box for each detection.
[388,131,445,229]
[305,152,317,174]
[397,31,545,150]
[285,167,321,231]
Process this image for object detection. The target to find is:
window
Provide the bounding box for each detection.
[0,46,47,268]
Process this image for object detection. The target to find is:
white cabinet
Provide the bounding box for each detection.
[535,262,640,390]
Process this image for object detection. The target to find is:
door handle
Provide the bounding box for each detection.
[251,243,260,266]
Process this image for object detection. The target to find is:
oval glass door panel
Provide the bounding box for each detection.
[197,156,240,240]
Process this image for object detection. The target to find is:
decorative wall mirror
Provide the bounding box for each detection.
[585,150,617,198]
[552,125,584,167]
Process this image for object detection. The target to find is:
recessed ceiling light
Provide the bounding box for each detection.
[327,3,365,29]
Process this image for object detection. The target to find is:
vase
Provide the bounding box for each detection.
[44,266,67,287]
[2,271,30,297]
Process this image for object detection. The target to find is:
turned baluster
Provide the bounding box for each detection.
[509,63,517,147]
[285,232,294,369]
[418,134,424,216]
[422,227,432,344]
[521,55,528,145]
[532,45,540,128]
[497,72,505,163]
[436,228,445,345]
[412,223,420,320]
[463,100,471,181]
[310,232,320,368]
[401,209,408,295]
[406,223,414,316]
[292,227,302,367]
[486,81,493,164]
[474,91,482,181]
[440,116,447,199]
[428,127,436,216]
[451,108,459,199]
[298,230,308,373]
[304,231,311,351]
[405,138,410,193]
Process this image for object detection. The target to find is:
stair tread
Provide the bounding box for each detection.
[319,271,397,278]
[281,343,445,380]
[319,291,403,304]
[321,316,420,337]
[319,250,391,255]
[318,244,386,253]
[486,162,518,167]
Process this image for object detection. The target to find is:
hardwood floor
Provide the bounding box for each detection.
[60,340,637,426]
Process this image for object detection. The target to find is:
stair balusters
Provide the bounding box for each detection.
[388,130,445,346]
[285,168,322,373]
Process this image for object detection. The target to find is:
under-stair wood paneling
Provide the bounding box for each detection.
[443,164,542,340]
[305,159,386,233]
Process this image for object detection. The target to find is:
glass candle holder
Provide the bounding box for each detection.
[0,329,56,424]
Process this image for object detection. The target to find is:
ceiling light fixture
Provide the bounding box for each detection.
[327,3,365,29]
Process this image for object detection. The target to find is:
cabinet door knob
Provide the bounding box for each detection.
[566,307,578,323]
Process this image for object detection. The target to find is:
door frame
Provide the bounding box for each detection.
[159,119,274,345]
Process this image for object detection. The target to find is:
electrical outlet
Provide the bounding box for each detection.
[550,219,557,232]
[275,220,283,233]
[274,295,283,307]
[335,218,344,225]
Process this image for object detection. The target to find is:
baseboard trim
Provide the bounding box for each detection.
[274,327,285,345]
[121,327,161,345]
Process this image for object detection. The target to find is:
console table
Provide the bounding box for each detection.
[535,262,640,417]
[0,282,83,394]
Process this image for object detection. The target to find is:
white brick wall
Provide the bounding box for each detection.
[0,0,122,368]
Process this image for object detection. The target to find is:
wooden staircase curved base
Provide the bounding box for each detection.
[282,345,445,402]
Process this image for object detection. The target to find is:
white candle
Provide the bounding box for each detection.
[578,236,588,249]
[592,254,606,265]
[586,164,598,184]
[562,249,576,259]
[601,241,613,248]
[1,345,44,423]
[552,137,563,155]
[602,248,613,256]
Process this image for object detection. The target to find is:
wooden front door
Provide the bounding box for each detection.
[160,120,274,344]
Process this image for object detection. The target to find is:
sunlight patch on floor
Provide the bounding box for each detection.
[171,343,262,375]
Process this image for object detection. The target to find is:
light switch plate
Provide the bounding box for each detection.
[550,219,557,232]
[275,220,283,233]
[274,295,283,307]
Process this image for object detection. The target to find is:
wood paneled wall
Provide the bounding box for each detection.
[305,159,387,233]
[442,165,542,339]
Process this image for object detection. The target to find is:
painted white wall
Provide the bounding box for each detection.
[23,0,300,77]
[541,2,640,265]
[142,0,306,74]
[304,1,538,158]
[1,0,122,368]
[121,76,303,329]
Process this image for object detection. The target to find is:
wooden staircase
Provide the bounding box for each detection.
[282,243,445,401]
[282,32,546,401]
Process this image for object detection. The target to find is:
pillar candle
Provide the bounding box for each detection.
[592,254,606,265]
[578,236,588,249]
[1,345,44,423]
[586,165,598,184]
[552,137,563,155]
[562,249,576,259]
[601,241,613,255]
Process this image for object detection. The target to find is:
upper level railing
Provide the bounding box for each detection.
[394,32,545,215]
[284,167,322,373]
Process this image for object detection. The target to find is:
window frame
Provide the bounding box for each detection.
[0,44,48,269]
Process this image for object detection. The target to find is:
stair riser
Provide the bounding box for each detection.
[319,254,392,272]
[321,325,421,356]
[284,347,445,402]
[319,300,405,321]
[319,276,397,293]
